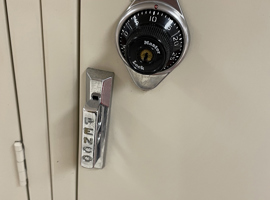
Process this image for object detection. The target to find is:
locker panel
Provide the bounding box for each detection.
[0,0,28,199]
[78,0,270,200]
[41,0,79,199]
[6,0,52,199]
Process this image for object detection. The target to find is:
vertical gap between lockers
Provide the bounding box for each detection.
[76,0,82,200]
[38,0,54,200]
[3,0,31,199]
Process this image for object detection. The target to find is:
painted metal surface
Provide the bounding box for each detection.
[0,0,28,199]
[41,0,79,199]
[6,0,52,199]
[2,0,270,199]
[78,0,270,200]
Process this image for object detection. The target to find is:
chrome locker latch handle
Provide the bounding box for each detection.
[81,68,114,169]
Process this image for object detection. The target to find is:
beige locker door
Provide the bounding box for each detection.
[41,0,79,199]
[78,0,270,200]
[6,0,52,199]
[0,0,28,199]
[3,0,79,199]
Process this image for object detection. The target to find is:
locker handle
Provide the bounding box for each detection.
[81,68,114,169]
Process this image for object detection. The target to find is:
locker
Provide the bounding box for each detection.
[1,0,270,199]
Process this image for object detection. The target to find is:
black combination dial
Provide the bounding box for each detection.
[119,9,184,75]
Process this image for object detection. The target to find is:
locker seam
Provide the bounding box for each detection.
[3,0,31,199]
[38,0,54,200]
[76,0,82,200]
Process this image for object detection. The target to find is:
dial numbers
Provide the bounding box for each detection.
[119,9,184,72]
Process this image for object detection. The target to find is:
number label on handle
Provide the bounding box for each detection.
[81,111,96,168]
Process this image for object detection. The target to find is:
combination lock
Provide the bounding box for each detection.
[116,0,190,90]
